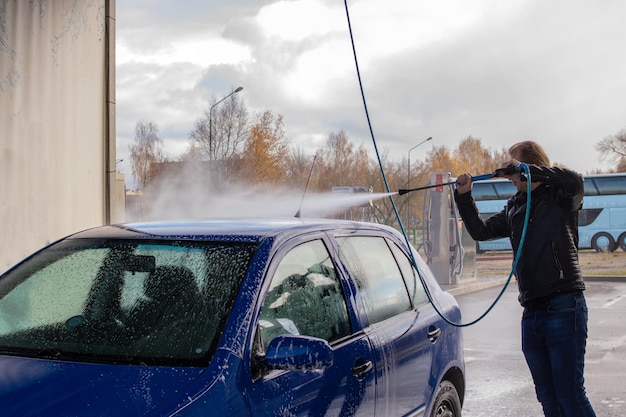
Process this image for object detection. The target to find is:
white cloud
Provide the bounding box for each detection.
[117,36,251,68]
[256,0,343,41]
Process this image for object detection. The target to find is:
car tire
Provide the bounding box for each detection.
[591,232,617,252]
[429,380,462,417]
[618,232,626,251]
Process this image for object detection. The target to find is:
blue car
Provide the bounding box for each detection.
[0,219,464,416]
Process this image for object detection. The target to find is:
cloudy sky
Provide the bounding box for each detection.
[116,0,626,186]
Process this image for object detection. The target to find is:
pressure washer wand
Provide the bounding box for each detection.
[398,171,498,196]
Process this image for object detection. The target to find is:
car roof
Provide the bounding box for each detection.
[66,218,398,243]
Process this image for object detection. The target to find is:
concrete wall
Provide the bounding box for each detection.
[0,0,118,272]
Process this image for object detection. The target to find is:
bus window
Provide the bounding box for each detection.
[579,208,603,227]
[471,183,498,200]
[492,182,516,199]
[583,180,599,196]
[472,180,515,201]
[588,176,626,196]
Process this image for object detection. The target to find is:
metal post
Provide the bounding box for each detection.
[406,137,432,241]
[209,86,243,161]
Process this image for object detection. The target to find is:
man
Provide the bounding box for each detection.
[454,141,596,417]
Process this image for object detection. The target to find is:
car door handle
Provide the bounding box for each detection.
[352,360,373,380]
[428,327,442,341]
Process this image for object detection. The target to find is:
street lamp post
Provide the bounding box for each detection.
[209,86,243,161]
[407,136,433,241]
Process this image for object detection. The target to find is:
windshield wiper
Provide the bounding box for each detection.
[0,347,75,361]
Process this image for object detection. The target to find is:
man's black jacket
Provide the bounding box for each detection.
[454,166,586,306]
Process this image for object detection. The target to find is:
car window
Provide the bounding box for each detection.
[259,239,350,350]
[337,236,412,324]
[388,240,429,306]
[0,239,255,366]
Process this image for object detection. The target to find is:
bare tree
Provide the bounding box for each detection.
[286,146,316,190]
[189,93,249,161]
[596,128,626,172]
[178,141,203,162]
[129,120,166,190]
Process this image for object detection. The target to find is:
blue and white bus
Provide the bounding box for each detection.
[471,173,626,252]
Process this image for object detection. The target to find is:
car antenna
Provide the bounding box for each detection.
[295,153,317,218]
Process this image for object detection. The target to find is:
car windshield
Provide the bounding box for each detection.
[0,238,256,366]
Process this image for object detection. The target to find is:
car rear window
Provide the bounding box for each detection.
[0,239,256,366]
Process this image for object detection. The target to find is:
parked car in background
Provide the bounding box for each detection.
[0,219,464,416]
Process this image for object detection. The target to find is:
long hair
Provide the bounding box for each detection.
[509,141,550,166]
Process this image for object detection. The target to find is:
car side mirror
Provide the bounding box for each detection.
[265,334,334,371]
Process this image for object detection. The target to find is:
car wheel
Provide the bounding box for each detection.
[591,232,617,252]
[618,232,626,251]
[430,380,462,417]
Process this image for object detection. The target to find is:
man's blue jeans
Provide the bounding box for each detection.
[521,291,596,417]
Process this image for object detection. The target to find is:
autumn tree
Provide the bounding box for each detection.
[423,137,506,178]
[424,145,456,174]
[240,111,290,185]
[316,131,370,191]
[189,93,248,162]
[129,120,167,190]
[596,128,626,172]
[402,156,431,230]
[453,136,499,174]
